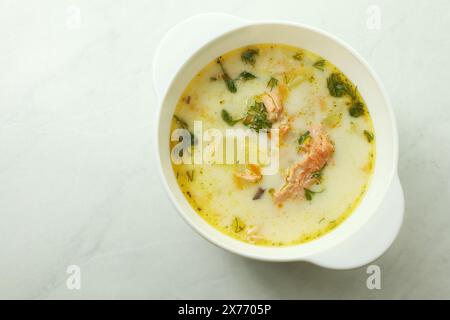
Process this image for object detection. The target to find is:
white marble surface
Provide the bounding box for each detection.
[1,0,449,299]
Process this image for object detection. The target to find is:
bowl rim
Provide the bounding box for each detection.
[154,18,399,262]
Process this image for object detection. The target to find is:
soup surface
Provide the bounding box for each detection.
[170,44,375,246]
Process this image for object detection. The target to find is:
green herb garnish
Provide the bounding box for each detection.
[298,130,311,146]
[243,101,272,132]
[173,115,188,128]
[349,101,365,118]
[304,188,323,201]
[231,216,246,233]
[363,130,374,143]
[221,109,241,126]
[293,52,304,61]
[313,59,326,71]
[236,71,256,81]
[267,77,279,90]
[173,115,197,146]
[327,73,349,97]
[217,58,237,93]
[241,48,259,66]
[327,73,365,118]
[186,170,194,182]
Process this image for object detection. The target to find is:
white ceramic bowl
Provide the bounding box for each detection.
[153,13,403,268]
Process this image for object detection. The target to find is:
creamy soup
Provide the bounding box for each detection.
[170,44,375,246]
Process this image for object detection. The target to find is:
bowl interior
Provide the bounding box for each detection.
[156,22,397,261]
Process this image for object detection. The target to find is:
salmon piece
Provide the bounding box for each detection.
[261,93,282,122]
[269,123,290,142]
[234,164,262,183]
[279,123,290,138]
[273,124,334,204]
[261,85,285,122]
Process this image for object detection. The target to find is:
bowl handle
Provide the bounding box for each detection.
[306,174,405,269]
[152,13,248,100]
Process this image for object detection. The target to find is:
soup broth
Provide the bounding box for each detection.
[170,44,375,246]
